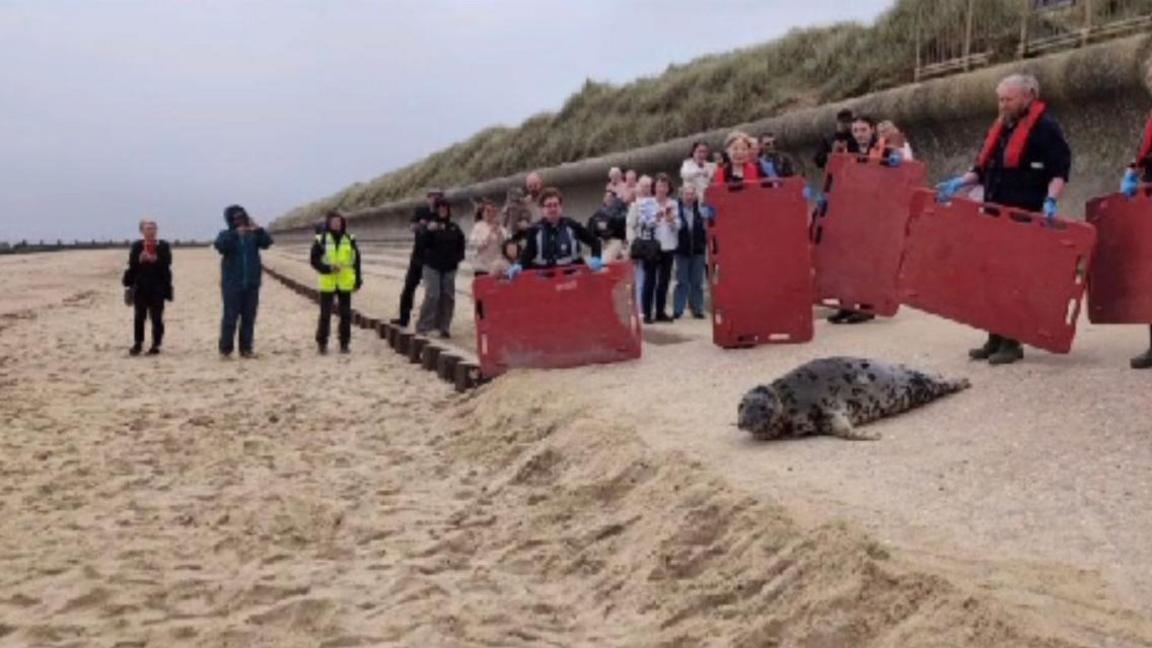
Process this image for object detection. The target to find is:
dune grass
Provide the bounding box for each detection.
[275,0,1132,228]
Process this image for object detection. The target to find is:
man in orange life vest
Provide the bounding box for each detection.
[935,73,1072,366]
[1120,111,1152,368]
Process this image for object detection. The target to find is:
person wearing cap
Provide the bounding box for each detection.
[392,188,442,328]
[935,73,1071,366]
[122,218,173,356]
[814,109,860,170]
[214,204,273,358]
[311,210,362,354]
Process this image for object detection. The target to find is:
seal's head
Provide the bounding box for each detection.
[737,385,785,440]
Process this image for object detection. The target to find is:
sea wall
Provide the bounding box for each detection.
[272,34,1152,242]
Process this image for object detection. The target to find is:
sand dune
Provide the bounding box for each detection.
[1,248,1151,646]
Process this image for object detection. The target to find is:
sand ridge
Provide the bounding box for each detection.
[1,249,1151,646]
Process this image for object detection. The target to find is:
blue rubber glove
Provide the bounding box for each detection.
[804,185,827,209]
[935,176,966,203]
[505,263,522,280]
[887,153,903,167]
[700,204,715,221]
[1043,197,1058,222]
[1121,168,1140,198]
[586,256,604,272]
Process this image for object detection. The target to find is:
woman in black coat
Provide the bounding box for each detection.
[122,219,173,355]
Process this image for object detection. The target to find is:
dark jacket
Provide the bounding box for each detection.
[675,200,708,256]
[814,131,860,169]
[759,152,797,178]
[973,111,1072,212]
[587,200,627,241]
[122,239,173,301]
[214,209,273,290]
[519,217,602,269]
[418,218,466,272]
[409,205,435,262]
[309,217,363,290]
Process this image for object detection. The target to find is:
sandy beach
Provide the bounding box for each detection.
[2,247,1152,647]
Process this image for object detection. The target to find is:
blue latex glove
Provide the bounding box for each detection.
[586,256,604,272]
[700,204,715,221]
[505,263,522,280]
[1121,168,1140,198]
[887,153,903,167]
[1043,197,1058,222]
[935,176,966,203]
[803,185,826,207]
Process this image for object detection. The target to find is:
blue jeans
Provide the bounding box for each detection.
[673,253,706,317]
[220,285,260,354]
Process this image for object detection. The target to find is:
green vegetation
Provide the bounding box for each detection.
[275,0,1057,227]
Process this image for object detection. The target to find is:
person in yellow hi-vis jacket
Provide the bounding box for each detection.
[310,211,362,354]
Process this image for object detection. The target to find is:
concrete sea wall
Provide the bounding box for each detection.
[272,34,1152,242]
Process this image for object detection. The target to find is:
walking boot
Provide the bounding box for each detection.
[988,339,1024,365]
[339,343,350,354]
[968,334,1002,360]
[1130,349,1152,369]
[146,346,160,356]
[129,343,142,356]
[827,309,852,324]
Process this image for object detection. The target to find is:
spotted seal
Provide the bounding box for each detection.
[737,357,970,441]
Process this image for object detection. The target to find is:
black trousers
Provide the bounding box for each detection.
[317,290,352,346]
[397,252,423,324]
[641,251,675,320]
[133,296,165,347]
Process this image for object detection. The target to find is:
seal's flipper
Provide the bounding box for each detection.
[826,410,881,441]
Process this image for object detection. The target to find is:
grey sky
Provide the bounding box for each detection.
[0,0,891,242]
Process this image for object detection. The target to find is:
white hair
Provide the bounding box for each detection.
[997,73,1040,98]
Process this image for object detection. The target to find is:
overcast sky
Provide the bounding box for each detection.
[0,0,891,242]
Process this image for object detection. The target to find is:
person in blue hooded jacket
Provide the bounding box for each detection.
[214,204,273,358]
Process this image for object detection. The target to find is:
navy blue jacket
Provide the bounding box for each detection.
[676,200,708,256]
[214,213,273,290]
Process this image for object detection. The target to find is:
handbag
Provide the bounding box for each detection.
[629,238,660,262]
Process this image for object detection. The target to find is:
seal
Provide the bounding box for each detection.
[737,357,970,441]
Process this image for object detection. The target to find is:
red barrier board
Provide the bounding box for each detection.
[707,177,814,348]
[897,190,1096,354]
[473,263,642,378]
[812,153,926,317]
[1085,189,1152,323]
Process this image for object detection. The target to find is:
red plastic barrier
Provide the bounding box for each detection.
[707,177,814,348]
[1085,189,1152,324]
[473,263,641,378]
[897,190,1096,354]
[812,153,926,316]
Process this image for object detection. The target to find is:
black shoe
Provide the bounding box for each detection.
[968,335,1002,360]
[220,350,233,359]
[339,344,350,354]
[1131,349,1152,369]
[240,350,256,359]
[643,316,654,325]
[129,344,142,356]
[988,341,1023,366]
[692,312,706,320]
[843,312,875,324]
[655,314,674,323]
[827,309,852,324]
[438,331,451,339]
[389,318,408,327]
[317,342,328,355]
[146,346,160,356]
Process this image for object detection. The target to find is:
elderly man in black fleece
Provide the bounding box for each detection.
[310,210,362,354]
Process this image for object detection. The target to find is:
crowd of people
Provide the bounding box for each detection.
[121,73,1152,370]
